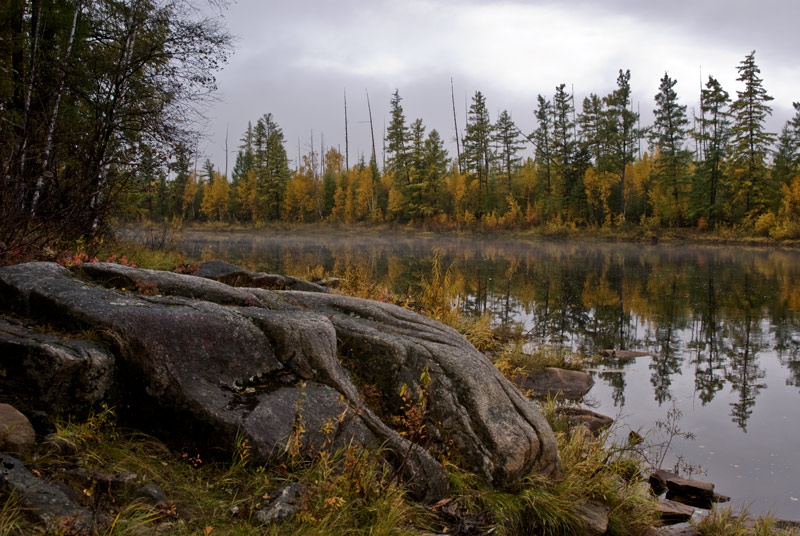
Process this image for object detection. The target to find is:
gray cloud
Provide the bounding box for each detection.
[200,0,799,170]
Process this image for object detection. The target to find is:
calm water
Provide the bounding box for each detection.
[177,230,800,520]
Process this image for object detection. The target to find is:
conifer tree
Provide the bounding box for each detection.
[772,102,800,189]
[650,73,691,225]
[692,76,731,226]
[386,90,411,185]
[602,70,639,218]
[552,84,580,214]
[462,91,494,212]
[533,95,555,214]
[253,113,290,220]
[493,110,524,196]
[728,51,775,218]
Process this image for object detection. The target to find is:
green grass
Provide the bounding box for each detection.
[696,507,799,536]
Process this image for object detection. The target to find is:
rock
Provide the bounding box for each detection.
[654,497,695,524]
[664,476,715,508]
[575,500,610,536]
[134,483,168,506]
[0,404,35,454]
[194,260,329,293]
[649,469,679,495]
[513,367,594,400]
[0,262,561,502]
[648,526,698,536]
[555,407,613,436]
[598,349,651,359]
[254,482,303,526]
[313,277,341,289]
[0,453,92,534]
[276,290,562,486]
[0,316,114,413]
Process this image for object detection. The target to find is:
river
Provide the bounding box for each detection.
[177,229,800,520]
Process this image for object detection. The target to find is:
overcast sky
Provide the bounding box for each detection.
[199,0,799,173]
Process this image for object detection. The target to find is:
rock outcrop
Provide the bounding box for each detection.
[0,262,561,502]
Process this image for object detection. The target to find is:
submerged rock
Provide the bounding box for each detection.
[0,261,561,503]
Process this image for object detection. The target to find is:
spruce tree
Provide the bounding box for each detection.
[772,102,800,189]
[385,89,411,185]
[692,76,731,226]
[253,113,290,221]
[651,72,691,225]
[533,95,555,213]
[602,70,639,218]
[728,51,775,219]
[493,110,524,196]
[462,91,494,212]
[552,84,579,213]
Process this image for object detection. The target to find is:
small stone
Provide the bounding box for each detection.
[0,404,35,454]
[556,407,613,436]
[134,483,168,506]
[254,482,303,526]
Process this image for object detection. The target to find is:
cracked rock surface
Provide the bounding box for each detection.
[0,262,561,501]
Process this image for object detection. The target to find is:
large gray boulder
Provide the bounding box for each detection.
[0,262,561,500]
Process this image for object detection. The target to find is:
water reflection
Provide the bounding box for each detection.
[179,231,800,431]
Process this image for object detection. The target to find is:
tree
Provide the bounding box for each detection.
[493,110,523,196]
[252,113,290,221]
[602,70,639,218]
[385,89,411,185]
[728,51,775,219]
[201,172,231,221]
[0,0,231,259]
[772,102,800,190]
[552,84,581,217]
[650,73,691,225]
[692,76,731,226]
[461,91,493,213]
[533,94,555,215]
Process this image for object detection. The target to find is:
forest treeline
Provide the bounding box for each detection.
[135,51,800,239]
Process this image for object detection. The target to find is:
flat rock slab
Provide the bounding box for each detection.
[514,367,594,400]
[0,454,92,534]
[655,498,695,524]
[0,404,35,454]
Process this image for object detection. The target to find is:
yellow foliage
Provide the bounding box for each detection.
[200,172,230,221]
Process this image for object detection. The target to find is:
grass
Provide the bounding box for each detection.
[696,507,799,536]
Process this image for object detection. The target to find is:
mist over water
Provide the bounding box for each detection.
[179,230,800,520]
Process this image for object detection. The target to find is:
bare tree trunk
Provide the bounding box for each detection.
[18,0,43,184]
[451,77,462,173]
[34,1,82,214]
[344,89,349,170]
[366,89,377,166]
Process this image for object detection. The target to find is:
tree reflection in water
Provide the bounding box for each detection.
[179,232,800,431]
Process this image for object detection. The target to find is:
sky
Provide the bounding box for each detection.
[198,0,800,174]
